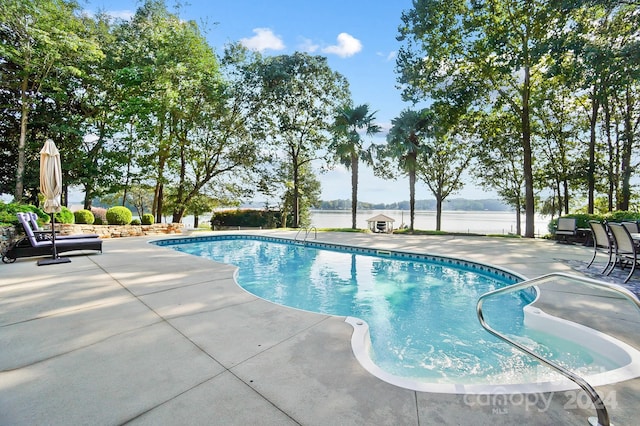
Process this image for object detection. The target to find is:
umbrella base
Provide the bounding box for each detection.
[38,256,71,266]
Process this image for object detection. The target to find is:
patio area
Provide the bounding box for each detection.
[1,231,639,425]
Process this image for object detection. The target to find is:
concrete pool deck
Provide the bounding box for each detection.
[1,230,639,425]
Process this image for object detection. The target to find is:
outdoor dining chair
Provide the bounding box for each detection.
[587,221,614,274]
[607,222,640,283]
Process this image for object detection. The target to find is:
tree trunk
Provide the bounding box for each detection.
[522,64,535,238]
[620,85,633,211]
[587,85,600,214]
[435,194,442,231]
[14,77,30,202]
[409,163,416,232]
[293,161,300,228]
[351,152,358,229]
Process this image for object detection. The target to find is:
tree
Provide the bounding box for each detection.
[376,109,431,232]
[417,118,472,231]
[474,110,526,235]
[397,0,571,237]
[0,0,102,202]
[246,52,350,228]
[330,104,381,229]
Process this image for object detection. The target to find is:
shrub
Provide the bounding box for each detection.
[106,206,133,225]
[54,206,74,224]
[91,207,107,224]
[0,202,49,226]
[74,209,95,224]
[131,218,141,225]
[210,209,285,229]
[141,213,154,225]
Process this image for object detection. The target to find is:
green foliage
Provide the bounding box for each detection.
[605,211,640,222]
[94,217,104,225]
[141,213,154,225]
[131,218,141,225]
[106,206,133,225]
[548,211,640,235]
[54,207,75,224]
[73,209,95,224]
[210,209,286,229]
[0,202,48,226]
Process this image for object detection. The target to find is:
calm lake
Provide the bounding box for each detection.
[310,210,551,236]
[182,210,551,237]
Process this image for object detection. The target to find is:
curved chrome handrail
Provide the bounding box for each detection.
[294,226,317,243]
[477,272,640,426]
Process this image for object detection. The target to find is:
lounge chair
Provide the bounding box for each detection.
[608,222,640,283]
[586,221,614,274]
[20,212,99,240]
[555,217,577,243]
[2,214,102,263]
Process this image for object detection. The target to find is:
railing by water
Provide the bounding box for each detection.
[294,226,317,244]
[477,272,640,426]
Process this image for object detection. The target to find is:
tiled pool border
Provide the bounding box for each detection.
[152,233,526,286]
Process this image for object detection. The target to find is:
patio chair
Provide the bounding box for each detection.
[555,217,577,243]
[608,222,640,283]
[622,221,640,234]
[2,215,102,263]
[20,212,99,240]
[586,221,615,274]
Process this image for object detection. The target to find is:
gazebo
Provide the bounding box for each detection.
[366,214,395,233]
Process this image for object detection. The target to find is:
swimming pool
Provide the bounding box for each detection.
[154,235,640,392]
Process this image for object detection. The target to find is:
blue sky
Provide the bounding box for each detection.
[83,0,495,203]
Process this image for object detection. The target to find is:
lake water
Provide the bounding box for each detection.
[310,210,550,236]
[181,210,551,237]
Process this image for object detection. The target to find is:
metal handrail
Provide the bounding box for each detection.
[304,226,317,242]
[477,272,640,426]
[294,226,317,243]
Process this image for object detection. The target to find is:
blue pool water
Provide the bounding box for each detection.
[155,235,618,386]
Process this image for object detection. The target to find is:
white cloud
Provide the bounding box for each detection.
[240,28,285,52]
[322,33,362,58]
[376,51,397,61]
[298,37,319,53]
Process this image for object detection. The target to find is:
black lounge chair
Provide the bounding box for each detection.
[2,214,102,263]
[20,212,100,240]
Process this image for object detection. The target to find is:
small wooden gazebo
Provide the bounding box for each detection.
[366,214,395,233]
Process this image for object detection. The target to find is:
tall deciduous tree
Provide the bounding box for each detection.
[0,0,102,202]
[331,104,381,229]
[397,0,569,237]
[417,111,472,231]
[246,52,349,227]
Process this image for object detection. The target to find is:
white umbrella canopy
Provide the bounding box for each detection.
[40,139,62,214]
[38,139,69,265]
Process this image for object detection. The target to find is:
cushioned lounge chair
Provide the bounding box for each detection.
[2,215,102,263]
[20,212,99,240]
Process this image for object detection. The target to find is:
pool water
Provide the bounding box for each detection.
[158,236,619,386]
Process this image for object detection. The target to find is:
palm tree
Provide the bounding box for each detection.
[381,109,431,232]
[331,104,381,229]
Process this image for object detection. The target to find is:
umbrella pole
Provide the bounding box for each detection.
[37,213,71,266]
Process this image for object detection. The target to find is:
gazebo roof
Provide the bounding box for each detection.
[366,214,395,223]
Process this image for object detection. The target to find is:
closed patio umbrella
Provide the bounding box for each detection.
[38,139,71,265]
